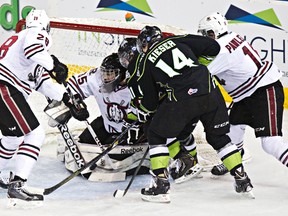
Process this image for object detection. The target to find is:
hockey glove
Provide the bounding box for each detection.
[44,99,71,126]
[137,109,151,123]
[122,120,141,144]
[49,55,68,84]
[62,93,89,121]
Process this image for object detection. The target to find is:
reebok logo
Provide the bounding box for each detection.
[59,124,85,167]
[121,147,144,154]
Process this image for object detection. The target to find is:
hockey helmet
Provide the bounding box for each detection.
[117,37,138,68]
[100,53,126,93]
[25,9,50,33]
[197,12,228,39]
[136,25,163,53]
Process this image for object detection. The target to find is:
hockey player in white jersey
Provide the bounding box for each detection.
[0,9,88,206]
[58,52,150,178]
[198,12,288,178]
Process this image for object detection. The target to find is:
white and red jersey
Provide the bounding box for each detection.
[0,27,65,101]
[208,32,282,102]
[67,68,133,133]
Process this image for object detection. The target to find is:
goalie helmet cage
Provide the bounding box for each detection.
[16,17,221,168]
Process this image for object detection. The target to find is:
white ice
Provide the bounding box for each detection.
[1,110,288,216]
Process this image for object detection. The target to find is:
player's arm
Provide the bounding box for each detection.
[180,34,220,59]
[24,29,68,84]
[24,29,54,70]
[67,70,95,99]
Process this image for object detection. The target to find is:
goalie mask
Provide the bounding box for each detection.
[118,37,138,68]
[136,25,163,54]
[100,53,126,93]
[25,9,50,33]
[197,12,228,39]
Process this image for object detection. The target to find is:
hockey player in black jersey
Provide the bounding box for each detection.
[118,37,203,184]
[129,26,254,203]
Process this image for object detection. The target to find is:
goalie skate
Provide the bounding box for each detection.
[7,173,44,208]
[141,171,170,203]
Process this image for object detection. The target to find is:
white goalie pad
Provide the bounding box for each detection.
[57,138,150,182]
[44,100,71,127]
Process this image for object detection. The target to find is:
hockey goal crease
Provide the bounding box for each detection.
[16,17,248,173]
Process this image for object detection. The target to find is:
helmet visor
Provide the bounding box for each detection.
[100,66,121,93]
[118,52,132,68]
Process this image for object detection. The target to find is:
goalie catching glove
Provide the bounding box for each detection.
[62,93,89,121]
[48,55,68,84]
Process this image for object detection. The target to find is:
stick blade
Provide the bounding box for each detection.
[113,189,125,198]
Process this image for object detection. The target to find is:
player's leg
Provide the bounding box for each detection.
[169,121,203,183]
[211,124,247,176]
[202,87,253,196]
[0,82,44,204]
[252,81,288,166]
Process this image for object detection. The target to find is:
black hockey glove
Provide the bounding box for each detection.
[137,109,151,123]
[62,93,89,121]
[49,55,68,84]
[122,120,141,144]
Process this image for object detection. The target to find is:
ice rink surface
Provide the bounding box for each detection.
[0,110,288,216]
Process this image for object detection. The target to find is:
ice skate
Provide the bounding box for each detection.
[234,168,255,199]
[170,153,203,184]
[141,170,170,203]
[210,163,229,178]
[7,173,44,208]
[0,172,9,189]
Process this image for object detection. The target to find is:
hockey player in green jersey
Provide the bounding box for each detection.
[118,37,203,185]
[128,26,254,203]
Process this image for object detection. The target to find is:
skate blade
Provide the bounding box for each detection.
[7,198,44,209]
[240,189,255,199]
[210,173,229,179]
[175,164,203,184]
[141,194,171,203]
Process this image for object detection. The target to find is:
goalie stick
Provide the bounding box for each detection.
[85,120,117,170]
[113,146,149,198]
[44,97,91,177]
[43,121,137,195]
[62,80,117,170]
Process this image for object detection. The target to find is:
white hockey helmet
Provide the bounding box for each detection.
[198,12,228,39]
[25,9,50,33]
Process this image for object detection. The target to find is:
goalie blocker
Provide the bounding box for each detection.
[57,138,150,182]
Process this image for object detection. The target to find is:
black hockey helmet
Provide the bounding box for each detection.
[136,25,163,53]
[100,53,126,93]
[117,37,138,68]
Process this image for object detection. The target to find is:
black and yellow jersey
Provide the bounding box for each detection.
[127,34,220,113]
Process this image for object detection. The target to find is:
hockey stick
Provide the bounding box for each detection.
[43,121,136,195]
[113,146,149,198]
[44,97,88,175]
[57,123,86,170]
[84,120,117,170]
[62,81,116,170]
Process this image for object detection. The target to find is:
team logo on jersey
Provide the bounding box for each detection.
[187,88,198,95]
[8,126,16,131]
[104,99,128,123]
[225,5,284,30]
[95,0,154,17]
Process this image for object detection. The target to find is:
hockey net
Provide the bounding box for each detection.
[16,17,221,168]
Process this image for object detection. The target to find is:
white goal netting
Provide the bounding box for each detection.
[16,17,221,168]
